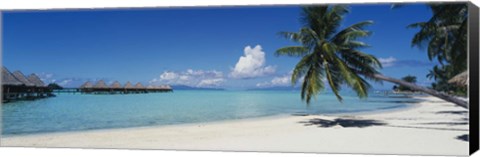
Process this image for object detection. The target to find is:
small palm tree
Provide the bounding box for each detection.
[277,5,468,108]
[398,75,417,91]
[276,5,381,104]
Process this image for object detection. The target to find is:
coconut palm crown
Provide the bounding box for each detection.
[276,5,382,104]
[408,3,467,74]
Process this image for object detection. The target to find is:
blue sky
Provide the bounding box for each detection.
[3,4,437,90]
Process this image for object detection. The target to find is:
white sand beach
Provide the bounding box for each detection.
[1,96,469,156]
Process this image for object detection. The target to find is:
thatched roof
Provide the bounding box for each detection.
[12,71,35,86]
[80,81,93,88]
[124,81,134,89]
[93,80,108,88]
[110,81,122,89]
[147,85,155,89]
[27,73,46,87]
[2,67,23,86]
[448,71,468,86]
[134,82,145,88]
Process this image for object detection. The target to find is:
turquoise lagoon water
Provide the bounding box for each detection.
[2,90,418,136]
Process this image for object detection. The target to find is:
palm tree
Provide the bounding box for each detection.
[397,75,417,91]
[276,5,381,104]
[408,3,467,73]
[426,65,466,95]
[408,3,468,96]
[47,83,64,90]
[276,5,468,109]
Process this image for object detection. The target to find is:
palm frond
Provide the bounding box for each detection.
[291,53,313,85]
[275,46,309,57]
[276,5,380,105]
[332,20,373,45]
[324,61,343,101]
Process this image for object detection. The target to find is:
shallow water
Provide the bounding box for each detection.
[2,90,417,135]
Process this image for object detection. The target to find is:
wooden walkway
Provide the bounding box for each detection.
[53,87,173,94]
[2,67,174,103]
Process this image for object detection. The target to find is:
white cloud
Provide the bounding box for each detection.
[57,79,73,86]
[151,69,225,87]
[229,45,276,79]
[159,71,179,80]
[256,74,292,87]
[39,74,93,87]
[37,73,92,88]
[198,78,225,87]
[37,72,55,83]
[379,57,397,67]
[37,73,79,87]
[271,76,290,85]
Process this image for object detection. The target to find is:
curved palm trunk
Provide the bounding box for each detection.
[369,74,468,109]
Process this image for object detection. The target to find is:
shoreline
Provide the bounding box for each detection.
[2,97,417,138]
[1,96,469,156]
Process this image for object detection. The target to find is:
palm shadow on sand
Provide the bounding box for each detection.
[436,111,468,115]
[299,118,387,128]
[456,134,468,142]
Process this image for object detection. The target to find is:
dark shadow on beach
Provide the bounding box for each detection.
[436,111,468,115]
[419,122,468,126]
[456,134,468,142]
[299,118,469,131]
[299,118,387,128]
[291,113,311,116]
[367,100,421,104]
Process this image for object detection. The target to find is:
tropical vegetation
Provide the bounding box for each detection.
[275,5,381,104]
[408,3,468,96]
[392,75,417,92]
[47,83,64,90]
[276,4,468,109]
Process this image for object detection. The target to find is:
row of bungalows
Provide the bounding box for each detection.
[79,80,173,94]
[2,67,54,103]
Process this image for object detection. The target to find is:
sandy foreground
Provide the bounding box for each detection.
[1,96,469,156]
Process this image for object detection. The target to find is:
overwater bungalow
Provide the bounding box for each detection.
[12,71,35,87]
[78,80,171,94]
[80,81,94,93]
[27,73,51,98]
[124,81,134,93]
[93,80,108,89]
[134,82,145,88]
[76,80,172,95]
[2,67,24,101]
[111,81,122,88]
[155,85,173,92]
[11,71,36,99]
[91,80,109,94]
[147,85,156,92]
[124,81,134,89]
[2,67,54,102]
[110,81,122,94]
[134,82,146,93]
[80,81,93,88]
[27,74,45,87]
